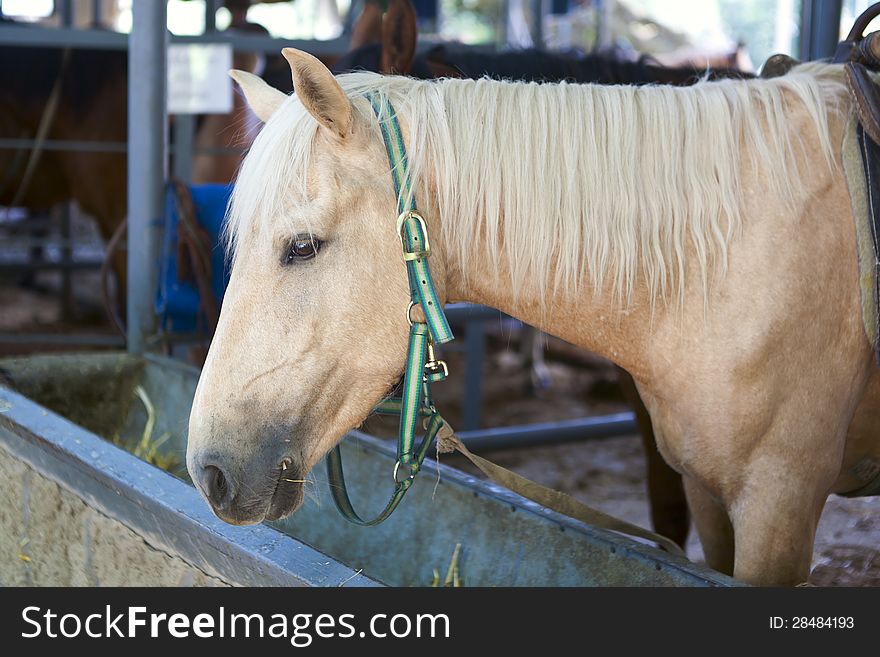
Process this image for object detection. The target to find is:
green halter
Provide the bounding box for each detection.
[325,92,455,525]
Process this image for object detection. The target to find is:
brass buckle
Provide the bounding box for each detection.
[424,341,448,379]
[396,210,430,261]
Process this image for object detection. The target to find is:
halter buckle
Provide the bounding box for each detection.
[424,341,449,380]
[396,210,431,261]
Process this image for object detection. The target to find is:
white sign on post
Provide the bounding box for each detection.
[167,43,234,115]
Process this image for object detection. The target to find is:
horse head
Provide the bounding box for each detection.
[186,50,440,525]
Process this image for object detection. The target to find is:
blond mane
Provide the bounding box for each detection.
[227,62,846,306]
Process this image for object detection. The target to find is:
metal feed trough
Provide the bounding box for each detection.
[0,353,739,586]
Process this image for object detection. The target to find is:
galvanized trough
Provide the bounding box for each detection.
[0,352,740,587]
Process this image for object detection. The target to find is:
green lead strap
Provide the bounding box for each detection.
[325,445,411,527]
[325,409,447,526]
[397,323,429,468]
[326,320,442,524]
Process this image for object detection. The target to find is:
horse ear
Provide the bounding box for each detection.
[281,48,353,140]
[228,69,285,123]
[381,0,417,75]
[350,0,383,50]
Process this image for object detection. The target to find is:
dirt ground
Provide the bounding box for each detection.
[1,220,879,585]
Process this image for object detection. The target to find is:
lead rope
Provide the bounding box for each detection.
[324,93,687,558]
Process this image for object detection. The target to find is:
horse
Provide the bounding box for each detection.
[191,13,272,185]
[333,0,750,86]
[329,0,755,548]
[0,41,129,288]
[185,47,880,586]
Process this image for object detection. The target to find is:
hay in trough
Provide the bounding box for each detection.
[110,385,180,474]
[431,543,463,587]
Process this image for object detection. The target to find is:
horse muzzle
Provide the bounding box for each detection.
[188,449,305,525]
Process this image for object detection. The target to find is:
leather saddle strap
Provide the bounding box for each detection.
[835,2,880,63]
[847,3,880,44]
[846,61,880,146]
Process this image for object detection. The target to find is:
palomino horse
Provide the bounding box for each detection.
[332,0,754,548]
[187,48,879,586]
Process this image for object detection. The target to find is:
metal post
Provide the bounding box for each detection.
[461,320,486,430]
[341,0,358,36]
[800,0,813,61]
[59,203,73,318]
[92,0,102,28]
[595,0,613,50]
[127,0,168,354]
[530,0,544,48]
[58,0,74,26]
[498,0,509,47]
[449,412,638,452]
[172,115,195,182]
[801,0,843,61]
[418,0,439,34]
[205,0,217,33]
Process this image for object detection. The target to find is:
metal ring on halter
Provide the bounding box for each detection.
[393,460,417,484]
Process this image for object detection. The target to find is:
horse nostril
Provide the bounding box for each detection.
[202,464,232,509]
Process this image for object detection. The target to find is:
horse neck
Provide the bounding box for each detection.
[404,69,830,378]
[409,78,669,378]
[439,219,656,380]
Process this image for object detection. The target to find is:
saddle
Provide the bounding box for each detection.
[835,7,880,498]
[836,18,880,137]
[762,6,880,140]
[757,7,880,360]
[760,5,880,498]
[835,13,880,364]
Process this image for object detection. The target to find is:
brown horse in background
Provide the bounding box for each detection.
[0,39,128,291]
[0,18,266,301]
[192,4,272,184]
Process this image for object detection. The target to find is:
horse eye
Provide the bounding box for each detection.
[283,236,322,264]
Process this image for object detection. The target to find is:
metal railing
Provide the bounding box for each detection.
[0,24,349,54]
